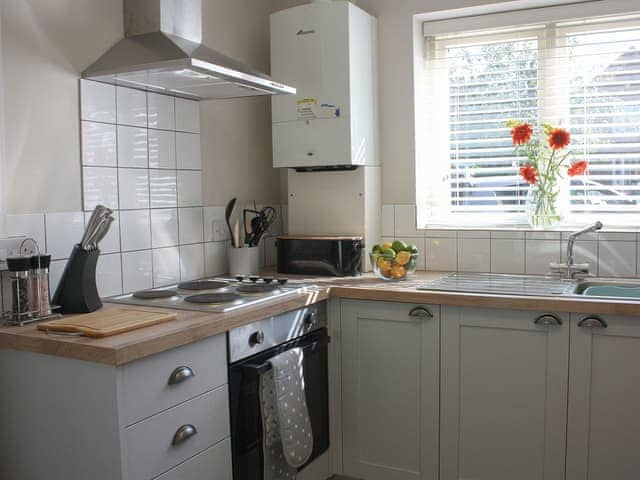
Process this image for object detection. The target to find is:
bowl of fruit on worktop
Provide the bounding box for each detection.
[370,240,419,281]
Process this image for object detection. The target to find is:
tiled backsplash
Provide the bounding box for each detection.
[0,81,281,309]
[383,204,640,278]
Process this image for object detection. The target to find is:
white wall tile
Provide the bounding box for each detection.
[598,241,637,277]
[96,253,122,297]
[425,229,456,239]
[178,207,204,245]
[49,259,66,295]
[525,240,561,275]
[117,126,148,168]
[149,170,178,208]
[45,212,85,260]
[148,129,176,169]
[121,250,153,293]
[176,132,201,170]
[83,166,119,211]
[81,121,117,167]
[409,237,426,271]
[84,211,120,254]
[116,86,147,127]
[381,205,394,237]
[153,246,180,287]
[598,232,637,242]
[204,241,228,276]
[394,204,422,238]
[203,206,226,242]
[491,230,525,240]
[119,210,151,252]
[147,92,175,130]
[118,168,150,210]
[81,80,116,123]
[491,239,525,274]
[458,238,490,272]
[179,243,205,281]
[458,230,490,239]
[6,214,46,252]
[526,231,561,240]
[151,208,179,248]
[175,98,200,133]
[177,171,203,207]
[426,237,457,272]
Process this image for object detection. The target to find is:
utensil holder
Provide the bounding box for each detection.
[228,246,261,276]
[52,245,102,314]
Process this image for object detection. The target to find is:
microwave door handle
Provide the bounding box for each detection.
[240,335,331,375]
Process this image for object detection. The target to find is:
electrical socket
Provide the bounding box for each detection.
[212,220,230,242]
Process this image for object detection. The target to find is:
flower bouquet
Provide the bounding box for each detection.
[507,120,588,228]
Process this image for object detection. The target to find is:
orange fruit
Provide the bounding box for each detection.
[395,251,411,266]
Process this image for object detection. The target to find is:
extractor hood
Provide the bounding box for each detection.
[83,0,295,100]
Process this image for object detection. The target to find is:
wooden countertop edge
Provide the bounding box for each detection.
[2,275,640,365]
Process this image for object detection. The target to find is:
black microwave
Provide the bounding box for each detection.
[276,235,363,276]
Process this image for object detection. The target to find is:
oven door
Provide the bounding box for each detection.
[228,328,330,480]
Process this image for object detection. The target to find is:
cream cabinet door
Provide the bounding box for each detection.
[341,300,440,480]
[440,307,569,480]
[567,313,640,480]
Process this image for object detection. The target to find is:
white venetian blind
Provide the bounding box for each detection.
[420,12,640,226]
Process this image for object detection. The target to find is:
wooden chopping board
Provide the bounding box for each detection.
[37,308,177,338]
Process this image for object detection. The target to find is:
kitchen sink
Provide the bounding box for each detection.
[572,279,640,299]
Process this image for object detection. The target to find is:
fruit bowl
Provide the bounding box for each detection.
[370,251,419,281]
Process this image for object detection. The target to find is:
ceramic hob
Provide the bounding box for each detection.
[107,277,307,313]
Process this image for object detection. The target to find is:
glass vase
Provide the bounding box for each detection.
[525,183,562,229]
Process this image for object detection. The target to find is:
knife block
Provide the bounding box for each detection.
[52,245,102,314]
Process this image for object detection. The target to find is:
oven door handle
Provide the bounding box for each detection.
[240,335,331,375]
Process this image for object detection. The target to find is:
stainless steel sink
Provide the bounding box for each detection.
[418,273,575,296]
[573,278,640,299]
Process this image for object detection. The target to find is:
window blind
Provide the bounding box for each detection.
[421,14,640,226]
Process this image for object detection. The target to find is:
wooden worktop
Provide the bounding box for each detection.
[1,272,640,365]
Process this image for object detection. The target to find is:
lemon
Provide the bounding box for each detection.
[390,264,406,279]
[396,250,411,266]
[381,242,393,251]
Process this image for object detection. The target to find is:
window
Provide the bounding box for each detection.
[418,9,640,227]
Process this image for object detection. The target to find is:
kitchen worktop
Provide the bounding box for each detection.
[1,271,640,365]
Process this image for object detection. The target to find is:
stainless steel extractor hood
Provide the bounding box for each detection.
[83,0,295,100]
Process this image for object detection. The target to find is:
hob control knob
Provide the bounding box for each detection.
[277,278,288,286]
[235,275,244,282]
[249,276,260,283]
[263,277,274,284]
[249,331,265,347]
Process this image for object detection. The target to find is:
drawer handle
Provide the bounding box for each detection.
[409,306,433,318]
[168,366,195,386]
[534,313,563,326]
[172,424,198,446]
[578,315,608,329]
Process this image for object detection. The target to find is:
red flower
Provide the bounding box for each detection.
[568,160,588,176]
[511,123,533,145]
[520,164,538,184]
[548,128,571,150]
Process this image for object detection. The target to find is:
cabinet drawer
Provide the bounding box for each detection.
[154,439,232,480]
[124,385,230,480]
[273,119,350,168]
[119,334,227,426]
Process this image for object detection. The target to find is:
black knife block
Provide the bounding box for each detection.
[52,245,102,314]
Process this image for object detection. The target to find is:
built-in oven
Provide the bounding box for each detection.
[228,302,330,480]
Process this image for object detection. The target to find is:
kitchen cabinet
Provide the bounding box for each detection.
[340,299,439,480]
[566,313,640,480]
[0,333,231,480]
[270,1,377,168]
[440,306,569,480]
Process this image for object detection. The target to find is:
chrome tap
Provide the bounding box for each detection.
[551,221,603,279]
